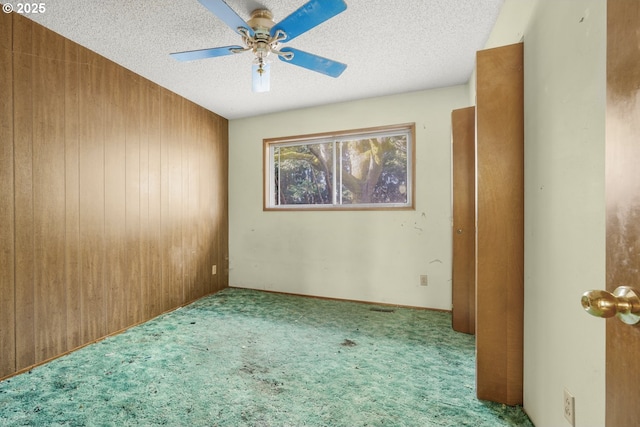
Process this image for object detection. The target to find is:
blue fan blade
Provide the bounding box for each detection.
[278,48,346,77]
[170,46,244,61]
[271,0,347,42]
[198,0,254,36]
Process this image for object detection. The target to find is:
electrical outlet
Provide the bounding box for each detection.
[564,388,575,426]
[420,275,428,286]
[212,265,217,275]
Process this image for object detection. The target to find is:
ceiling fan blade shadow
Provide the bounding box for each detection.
[170,46,244,61]
[198,0,254,36]
[278,47,346,77]
[271,0,347,42]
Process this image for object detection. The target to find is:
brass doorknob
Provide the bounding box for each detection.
[581,286,640,325]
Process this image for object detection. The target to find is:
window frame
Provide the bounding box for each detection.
[263,123,416,211]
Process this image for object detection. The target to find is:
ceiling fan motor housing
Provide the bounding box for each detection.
[246,10,277,60]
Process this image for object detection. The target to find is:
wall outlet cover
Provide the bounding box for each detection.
[563,388,575,426]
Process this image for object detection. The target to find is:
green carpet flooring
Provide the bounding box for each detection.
[0,288,533,426]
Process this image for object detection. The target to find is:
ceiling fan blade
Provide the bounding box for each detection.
[278,47,346,77]
[170,46,244,61]
[252,63,271,93]
[198,0,254,36]
[271,0,347,42]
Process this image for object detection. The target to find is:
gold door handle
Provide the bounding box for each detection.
[581,286,640,325]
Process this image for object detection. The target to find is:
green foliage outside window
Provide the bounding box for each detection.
[266,124,414,210]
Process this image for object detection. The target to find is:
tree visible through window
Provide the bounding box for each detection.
[265,124,415,210]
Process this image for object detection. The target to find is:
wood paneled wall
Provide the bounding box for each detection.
[0,2,15,380]
[0,12,229,379]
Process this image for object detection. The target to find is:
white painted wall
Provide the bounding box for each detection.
[525,2,606,425]
[229,86,470,310]
[481,1,606,426]
[229,0,607,425]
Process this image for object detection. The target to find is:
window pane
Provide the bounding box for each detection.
[265,123,414,210]
[274,143,334,205]
[338,135,408,205]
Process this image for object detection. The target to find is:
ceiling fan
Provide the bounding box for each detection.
[170,0,348,92]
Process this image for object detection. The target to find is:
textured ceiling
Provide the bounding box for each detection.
[23,0,504,119]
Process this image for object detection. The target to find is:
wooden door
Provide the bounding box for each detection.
[451,107,476,334]
[605,1,640,424]
[475,42,524,406]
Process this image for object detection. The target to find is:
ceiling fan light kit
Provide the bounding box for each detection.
[170,0,348,93]
[252,62,271,93]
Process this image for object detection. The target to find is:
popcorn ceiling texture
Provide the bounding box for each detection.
[0,288,532,426]
[23,0,504,119]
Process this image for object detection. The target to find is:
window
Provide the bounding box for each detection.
[264,123,415,210]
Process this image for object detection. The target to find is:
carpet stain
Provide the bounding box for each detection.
[0,288,533,427]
